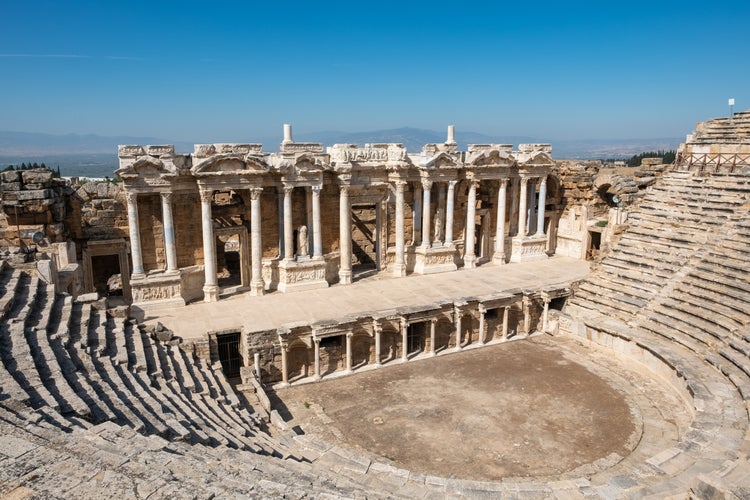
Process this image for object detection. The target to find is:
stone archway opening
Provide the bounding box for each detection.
[91,253,122,297]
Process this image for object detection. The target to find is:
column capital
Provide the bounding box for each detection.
[346,331,354,339]
[498,177,509,187]
[199,189,214,202]
[393,180,407,191]
[478,304,487,314]
[519,176,529,186]
[448,179,459,188]
[313,335,320,345]
[279,341,289,352]
[125,191,138,204]
[160,191,173,203]
[430,317,438,325]
[311,184,323,194]
[539,175,548,186]
[249,187,263,200]
[283,185,295,195]
[339,184,350,195]
[420,178,433,191]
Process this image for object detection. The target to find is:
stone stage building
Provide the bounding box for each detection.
[116,126,556,306]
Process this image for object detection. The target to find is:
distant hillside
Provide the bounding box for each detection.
[0,129,682,178]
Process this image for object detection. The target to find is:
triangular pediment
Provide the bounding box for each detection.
[191,154,269,175]
[116,157,173,179]
[469,149,514,166]
[423,152,458,169]
[520,151,554,166]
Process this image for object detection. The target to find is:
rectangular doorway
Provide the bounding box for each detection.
[217,332,241,378]
[407,322,425,355]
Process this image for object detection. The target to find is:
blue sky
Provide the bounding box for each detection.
[1,1,748,142]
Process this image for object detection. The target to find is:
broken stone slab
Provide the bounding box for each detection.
[2,189,53,201]
[0,170,21,183]
[21,169,54,186]
[149,321,174,342]
[76,292,99,303]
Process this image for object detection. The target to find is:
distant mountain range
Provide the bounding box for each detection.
[0,129,682,178]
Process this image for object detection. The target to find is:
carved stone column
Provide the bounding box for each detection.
[542,294,551,332]
[279,342,289,386]
[249,187,264,296]
[393,181,406,277]
[200,189,218,302]
[522,295,532,335]
[277,186,284,258]
[445,180,457,245]
[454,306,462,350]
[313,337,321,380]
[429,319,437,355]
[517,177,529,238]
[373,320,382,366]
[283,185,294,261]
[401,318,408,361]
[339,184,352,284]
[493,179,508,265]
[464,180,479,268]
[478,305,486,346]
[502,305,510,339]
[536,176,547,236]
[421,179,432,248]
[254,352,261,381]
[126,192,145,277]
[160,192,178,273]
[345,332,353,373]
[311,185,323,259]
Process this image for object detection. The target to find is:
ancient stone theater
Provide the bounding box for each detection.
[0,113,749,497]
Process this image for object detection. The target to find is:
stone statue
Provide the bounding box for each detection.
[433,207,444,242]
[297,226,309,258]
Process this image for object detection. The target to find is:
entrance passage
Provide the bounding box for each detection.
[407,322,425,355]
[217,332,241,378]
[351,205,377,271]
[91,254,122,297]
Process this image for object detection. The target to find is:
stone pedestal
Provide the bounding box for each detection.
[413,245,457,275]
[510,234,548,263]
[131,271,186,308]
[277,258,329,293]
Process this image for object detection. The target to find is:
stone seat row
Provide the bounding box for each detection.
[0,270,298,459]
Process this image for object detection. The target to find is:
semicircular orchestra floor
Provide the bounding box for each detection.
[276,335,691,481]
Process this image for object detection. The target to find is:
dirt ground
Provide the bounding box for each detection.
[277,336,639,480]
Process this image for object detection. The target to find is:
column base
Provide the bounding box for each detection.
[250,281,265,296]
[338,269,352,285]
[391,262,406,277]
[492,253,507,265]
[203,284,219,302]
[313,374,321,381]
[463,254,477,269]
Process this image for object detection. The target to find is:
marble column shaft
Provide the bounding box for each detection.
[374,322,382,365]
[502,306,510,339]
[464,181,478,267]
[280,344,289,385]
[249,187,264,295]
[126,192,145,276]
[313,338,321,380]
[283,186,294,261]
[494,179,507,264]
[401,319,408,361]
[345,333,353,372]
[478,307,486,345]
[536,176,547,236]
[200,190,218,300]
[277,187,284,258]
[339,185,352,284]
[429,320,436,355]
[445,180,457,245]
[160,192,178,273]
[421,180,432,247]
[393,181,406,277]
[312,185,323,258]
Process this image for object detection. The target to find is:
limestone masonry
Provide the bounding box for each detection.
[0,114,749,497]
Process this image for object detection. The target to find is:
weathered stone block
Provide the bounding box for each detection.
[21,169,53,186]
[0,182,21,191]
[0,170,21,183]
[3,189,53,201]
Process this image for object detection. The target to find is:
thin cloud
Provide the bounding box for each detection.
[0,54,142,60]
[0,54,90,58]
